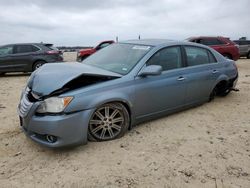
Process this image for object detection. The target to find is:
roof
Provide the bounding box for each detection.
[1,43,53,46]
[121,39,176,46]
[187,36,228,39]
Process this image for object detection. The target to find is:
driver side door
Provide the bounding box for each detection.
[134,46,188,121]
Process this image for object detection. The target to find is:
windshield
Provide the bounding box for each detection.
[83,43,152,75]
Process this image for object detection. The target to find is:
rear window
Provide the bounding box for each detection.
[200,38,225,46]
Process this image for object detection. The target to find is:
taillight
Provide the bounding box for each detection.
[46,50,59,55]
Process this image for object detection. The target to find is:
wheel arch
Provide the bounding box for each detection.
[32,59,47,71]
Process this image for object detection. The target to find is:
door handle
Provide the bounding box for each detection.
[177,76,185,81]
[212,70,219,74]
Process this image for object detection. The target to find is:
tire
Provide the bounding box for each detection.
[216,81,231,97]
[209,88,216,102]
[88,102,130,142]
[0,72,5,76]
[32,61,45,71]
[218,88,231,97]
[247,52,250,59]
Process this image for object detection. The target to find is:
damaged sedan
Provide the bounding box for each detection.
[18,39,238,148]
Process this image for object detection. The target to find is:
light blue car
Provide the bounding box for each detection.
[18,39,238,148]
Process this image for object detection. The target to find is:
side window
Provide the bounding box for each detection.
[31,45,40,52]
[14,45,38,54]
[147,46,182,71]
[185,46,210,66]
[200,38,224,46]
[0,46,13,56]
[207,50,217,63]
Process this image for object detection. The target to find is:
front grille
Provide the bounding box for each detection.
[18,88,33,118]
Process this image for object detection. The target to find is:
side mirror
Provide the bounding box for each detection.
[138,65,162,77]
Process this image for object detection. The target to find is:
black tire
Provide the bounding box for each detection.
[216,81,231,97]
[209,88,216,102]
[0,72,5,76]
[247,52,250,59]
[88,102,130,142]
[218,87,231,97]
[33,61,45,71]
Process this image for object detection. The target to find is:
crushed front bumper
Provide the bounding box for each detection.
[18,101,94,148]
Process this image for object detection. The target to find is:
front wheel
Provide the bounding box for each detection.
[88,103,130,141]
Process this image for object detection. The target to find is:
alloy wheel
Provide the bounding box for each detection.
[89,105,125,140]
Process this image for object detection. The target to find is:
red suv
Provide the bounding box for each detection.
[187,36,240,61]
[77,40,114,61]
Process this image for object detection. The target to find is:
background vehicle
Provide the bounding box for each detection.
[77,40,114,61]
[187,36,240,60]
[18,39,238,148]
[233,40,250,58]
[0,43,63,75]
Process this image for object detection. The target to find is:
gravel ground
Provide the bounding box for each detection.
[0,55,249,188]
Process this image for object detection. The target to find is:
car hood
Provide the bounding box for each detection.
[28,62,122,97]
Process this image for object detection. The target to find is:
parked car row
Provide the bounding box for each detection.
[187,36,240,60]
[0,43,63,75]
[77,40,114,61]
[0,36,244,76]
[17,39,238,147]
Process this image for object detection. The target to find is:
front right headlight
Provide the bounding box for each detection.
[36,96,73,114]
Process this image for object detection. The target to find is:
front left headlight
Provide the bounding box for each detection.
[36,97,73,114]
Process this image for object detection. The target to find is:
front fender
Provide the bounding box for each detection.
[64,87,135,115]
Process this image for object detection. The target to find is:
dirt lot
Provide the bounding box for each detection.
[0,55,250,188]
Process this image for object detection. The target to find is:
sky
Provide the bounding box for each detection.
[0,0,249,46]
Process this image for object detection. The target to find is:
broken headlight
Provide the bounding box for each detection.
[36,97,73,114]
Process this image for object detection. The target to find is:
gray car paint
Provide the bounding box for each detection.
[0,43,63,73]
[18,39,238,148]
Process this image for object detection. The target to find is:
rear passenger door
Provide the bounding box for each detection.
[11,44,40,71]
[183,46,219,104]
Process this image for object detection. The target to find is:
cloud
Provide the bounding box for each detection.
[0,0,249,46]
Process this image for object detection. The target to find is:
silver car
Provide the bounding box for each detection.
[18,39,238,148]
[233,40,250,58]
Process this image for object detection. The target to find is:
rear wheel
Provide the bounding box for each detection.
[88,103,129,141]
[210,81,231,100]
[247,52,250,59]
[33,61,45,71]
[0,72,5,76]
